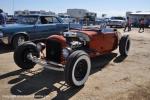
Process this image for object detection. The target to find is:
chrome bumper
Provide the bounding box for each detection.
[109,22,124,26]
[109,23,122,26]
[0,37,9,44]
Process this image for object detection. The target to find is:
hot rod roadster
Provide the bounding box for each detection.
[14,27,131,87]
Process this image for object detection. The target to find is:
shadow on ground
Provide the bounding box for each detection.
[113,55,127,63]
[0,41,12,54]
[0,53,127,99]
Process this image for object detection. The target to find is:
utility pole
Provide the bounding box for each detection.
[12,0,14,15]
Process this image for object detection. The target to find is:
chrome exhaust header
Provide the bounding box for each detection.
[27,53,64,71]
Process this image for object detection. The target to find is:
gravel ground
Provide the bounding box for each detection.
[0,28,150,100]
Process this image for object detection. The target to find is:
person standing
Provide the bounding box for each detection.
[0,9,7,26]
[124,17,131,32]
[139,18,145,32]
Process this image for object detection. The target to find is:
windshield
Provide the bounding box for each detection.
[111,17,125,20]
[16,16,38,24]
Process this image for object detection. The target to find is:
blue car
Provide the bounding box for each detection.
[0,14,81,49]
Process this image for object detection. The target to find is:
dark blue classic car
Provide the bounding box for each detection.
[0,15,81,48]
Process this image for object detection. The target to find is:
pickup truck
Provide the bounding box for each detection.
[108,16,126,28]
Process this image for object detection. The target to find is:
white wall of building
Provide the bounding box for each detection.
[126,11,150,27]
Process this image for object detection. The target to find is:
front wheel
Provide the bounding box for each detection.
[64,50,91,87]
[14,42,40,69]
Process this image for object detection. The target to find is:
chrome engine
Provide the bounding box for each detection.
[63,31,90,49]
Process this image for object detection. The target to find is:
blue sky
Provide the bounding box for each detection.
[0,0,150,17]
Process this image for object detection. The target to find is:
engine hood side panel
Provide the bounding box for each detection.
[47,35,67,48]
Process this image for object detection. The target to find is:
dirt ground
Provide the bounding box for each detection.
[0,28,150,100]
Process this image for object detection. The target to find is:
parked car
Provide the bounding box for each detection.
[14,26,131,87]
[0,14,81,49]
[58,14,75,23]
[108,16,126,28]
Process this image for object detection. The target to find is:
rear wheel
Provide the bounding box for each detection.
[64,50,91,87]
[14,42,39,69]
[119,35,131,56]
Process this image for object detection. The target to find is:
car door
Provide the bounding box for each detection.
[101,28,117,52]
[89,31,104,53]
[56,23,68,32]
[26,24,38,40]
[53,17,68,33]
[34,16,58,39]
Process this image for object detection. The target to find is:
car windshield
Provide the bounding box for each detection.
[111,17,125,20]
[16,16,38,24]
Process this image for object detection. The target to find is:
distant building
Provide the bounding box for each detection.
[67,9,97,25]
[67,9,88,18]
[85,12,97,21]
[67,9,96,18]
[14,10,55,16]
[126,11,150,27]
[126,11,132,17]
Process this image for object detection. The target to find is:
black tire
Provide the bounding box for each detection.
[64,50,91,87]
[119,35,131,56]
[14,42,40,69]
[12,35,27,49]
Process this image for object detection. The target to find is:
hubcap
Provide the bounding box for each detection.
[23,48,37,63]
[72,54,91,86]
[18,36,25,45]
[74,59,88,81]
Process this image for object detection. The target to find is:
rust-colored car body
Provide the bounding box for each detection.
[47,28,120,59]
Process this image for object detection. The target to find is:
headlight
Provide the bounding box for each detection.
[0,31,3,38]
[62,47,72,58]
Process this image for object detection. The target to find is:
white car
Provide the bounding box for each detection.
[59,15,75,23]
[108,16,126,28]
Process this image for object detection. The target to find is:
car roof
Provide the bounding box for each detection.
[18,14,56,17]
